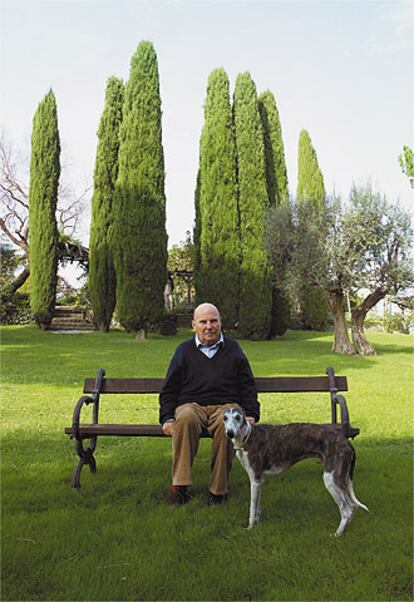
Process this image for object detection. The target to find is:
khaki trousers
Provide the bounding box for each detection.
[172,402,239,496]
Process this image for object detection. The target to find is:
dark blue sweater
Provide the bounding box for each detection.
[159,335,260,424]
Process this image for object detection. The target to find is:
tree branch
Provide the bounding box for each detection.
[9,266,30,293]
[351,288,387,320]
[0,216,27,251]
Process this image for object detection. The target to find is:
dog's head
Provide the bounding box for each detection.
[223,406,247,440]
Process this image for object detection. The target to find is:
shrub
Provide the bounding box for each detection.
[361,317,384,331]
[0,290,31,325]
[269,288,290,337]
[301,286,330,330]
[150,313,178,336]
[384,313,413,334]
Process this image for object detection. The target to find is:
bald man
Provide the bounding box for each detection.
[159,303,260,506]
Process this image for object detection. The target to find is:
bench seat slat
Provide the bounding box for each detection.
[254,376,347,392]
[84,379,164,394]
[83,376,348,394]
[66,424,191,437]
[65,423,359,438]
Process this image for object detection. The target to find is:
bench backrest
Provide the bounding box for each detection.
[83,376,348,395]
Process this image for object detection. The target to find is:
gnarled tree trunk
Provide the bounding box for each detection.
[10,266,30,293]
[325,291,355,355]
[351,289,386,355]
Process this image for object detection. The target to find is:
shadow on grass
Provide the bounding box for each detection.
[3,432,412,502]
[2,432,412,602]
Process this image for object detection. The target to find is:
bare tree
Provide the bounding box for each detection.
[0,134,29,254]
[0,132,91,291]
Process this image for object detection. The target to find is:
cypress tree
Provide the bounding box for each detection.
[195,68,240,327]
[296,129,329,328]
[258,90,290,336]
[89,77,124,332]
[193,167,202,298]
[234,72,272,339]
[258,90,289,205]
[297,129,325,206]
[28,89,60,329]
[113,41,168,335]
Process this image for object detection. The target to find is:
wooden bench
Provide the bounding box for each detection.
[65,366,360,489]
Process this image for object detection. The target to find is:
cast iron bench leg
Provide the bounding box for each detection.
[70,369,105,489]
[71,438,97,489]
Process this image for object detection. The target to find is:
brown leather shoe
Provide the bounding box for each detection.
[208,491,227,505]
[169,486,189,506]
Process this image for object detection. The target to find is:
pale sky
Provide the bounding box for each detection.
[1,0,413,264]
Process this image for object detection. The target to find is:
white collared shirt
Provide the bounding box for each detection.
[195,332,224,359]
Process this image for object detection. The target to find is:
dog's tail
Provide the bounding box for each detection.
[346,443,369,512]
[335,394,351,438]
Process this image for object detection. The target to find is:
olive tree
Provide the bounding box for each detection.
[266,186,413,355]
[344,185,413,354]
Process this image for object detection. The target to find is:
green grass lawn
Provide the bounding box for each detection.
[1,325,413,601]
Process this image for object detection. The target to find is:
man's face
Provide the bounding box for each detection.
[192,305,222,346]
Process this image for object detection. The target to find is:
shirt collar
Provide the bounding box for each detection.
[195,332,224,349]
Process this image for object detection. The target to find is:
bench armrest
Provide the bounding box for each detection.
[332,392,352,437]
[71,368,105,444]
[72,395,96,440]
[326,366,357,438]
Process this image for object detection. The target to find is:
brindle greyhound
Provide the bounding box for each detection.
[223,407,369,536]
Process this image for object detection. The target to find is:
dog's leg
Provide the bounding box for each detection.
[323,471,353,536]
[248,477,262,529]
[253,480,262,524]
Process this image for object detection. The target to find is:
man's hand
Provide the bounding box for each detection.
[246,416,256,425]
[162,421,175,436]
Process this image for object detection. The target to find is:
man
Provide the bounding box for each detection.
[159,302,260,506]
